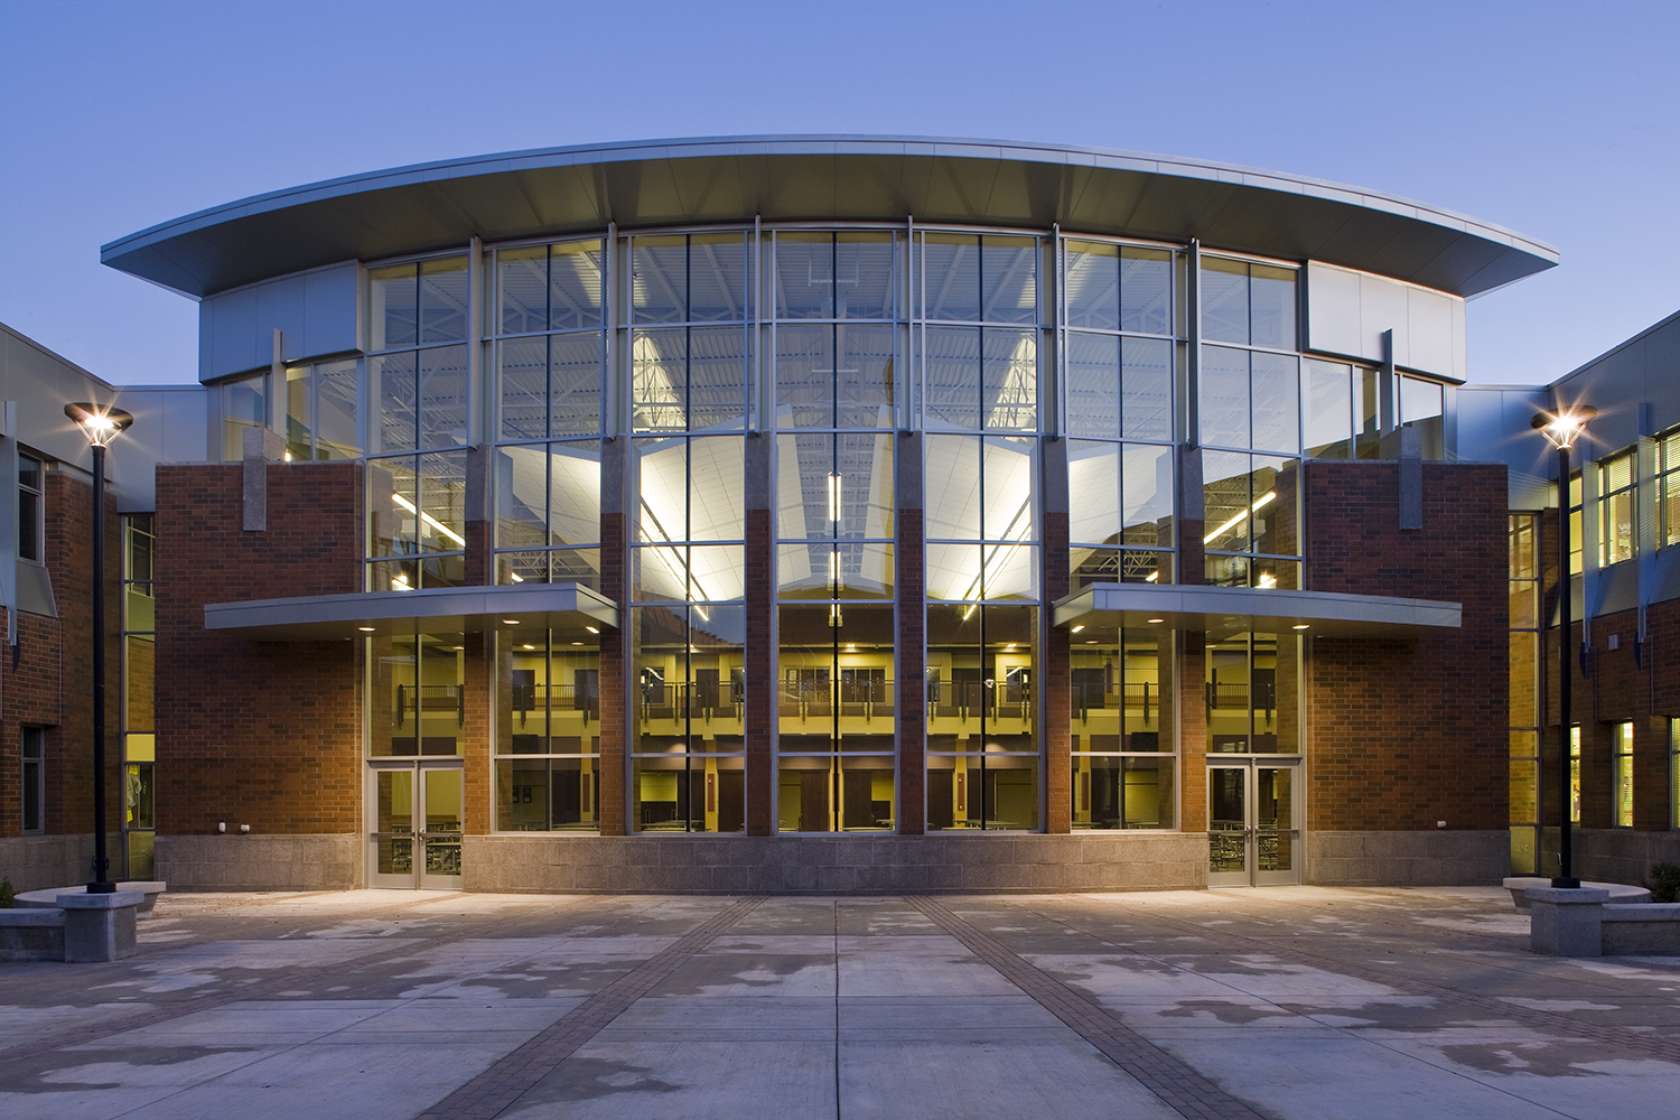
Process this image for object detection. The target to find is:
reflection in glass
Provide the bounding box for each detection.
[1303,359,1353,458]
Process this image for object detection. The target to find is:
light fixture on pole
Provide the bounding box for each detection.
[65,402,134,894]
[1531,404,1595,889]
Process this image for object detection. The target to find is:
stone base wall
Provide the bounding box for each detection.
[156,834,360,890]
[1565,829,1680,889]
[1306,830,1507,885]
[462,833,1211,894]
[0,834,93,893]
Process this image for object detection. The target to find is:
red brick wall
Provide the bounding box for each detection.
[1304,461,1508,832]
[0,469,121,841]
[154,462,362,834]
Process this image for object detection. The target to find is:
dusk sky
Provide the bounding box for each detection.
[3,0,1676,387]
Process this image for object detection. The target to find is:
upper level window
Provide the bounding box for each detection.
[284,359,360,461]
[629,232,750,434]
[1400,376,1446,460]
[1301,360,1380,460]
[1660,429,1680,549]
[17,453,43,563]
[1200,257,1296,351]
[1568,472,1582,576]
[218,373,267,461]
[370,258,469,351]
[1598,451,1635,567]
[773,231,900,432]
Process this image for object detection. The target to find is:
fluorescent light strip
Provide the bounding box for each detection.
[1203,490,1276,546]
[392,493,466,547]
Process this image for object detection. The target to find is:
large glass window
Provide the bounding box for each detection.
[1071,628,1174,829]
[122,514,157,877]
[1062,238,1176,589]
[1507,513,1541,874]
[925,431,1039,830]
[490,237,610,588]
[918,232,1041,433]
[17,452,43,563]
[1570,724,1581,824]
[1202,450,1300,590]
[218,372,268,462]
[1598,451,1635,567]
[630,232,750,433]
[1671,718,1679,829]
[368,628,466,757]
[367,255,470,591]
[495,628,600,831]
[1205,631,1299,754]
[1613,720,1634,828]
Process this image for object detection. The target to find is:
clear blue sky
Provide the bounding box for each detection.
[3,0,1676,386]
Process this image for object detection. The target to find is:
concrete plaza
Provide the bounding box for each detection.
[2,886,1678,1119]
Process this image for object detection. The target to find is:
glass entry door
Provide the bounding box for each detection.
[1207,761,1300,886]
[368,762,464,889]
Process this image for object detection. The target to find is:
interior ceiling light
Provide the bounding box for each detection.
[1292,623,1311,631]
[1147,617,1165,624]
[1070,624,1085,634]
[584,625,599,635]
[392,493,466,547]
[502,618,521,625]
[357,626,376,633]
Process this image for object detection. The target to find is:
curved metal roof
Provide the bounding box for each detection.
[100,134,1557,299]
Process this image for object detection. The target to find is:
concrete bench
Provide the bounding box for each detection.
[1503,876,1650,909]
[0,907,66,962]
[17,880,165,917]
[1602,903,1680,955]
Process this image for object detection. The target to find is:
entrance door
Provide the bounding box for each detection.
[368,762,463,889]
[1207,761,1300,886]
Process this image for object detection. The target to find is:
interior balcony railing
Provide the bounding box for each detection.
[509,683,601,725]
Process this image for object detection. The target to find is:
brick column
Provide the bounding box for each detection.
[596,437,628,835]
[1042,437,1071,834]
[897,431,926,834]
[745,432,774,835]
[461,632,491,834]
[1178,629,1207,832]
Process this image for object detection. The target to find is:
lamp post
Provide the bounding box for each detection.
[65,402,134,894]
[1531,405,1595,889]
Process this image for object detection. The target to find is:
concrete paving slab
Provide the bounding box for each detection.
[505,1040,836,1119]
[649,952,837,998]
[838,1036,1182,1120]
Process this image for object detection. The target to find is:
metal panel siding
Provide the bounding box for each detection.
[1406,286,1455,377]
[199,262,360,381]
[1361,272,1411,369]
[1305,262,1362,357]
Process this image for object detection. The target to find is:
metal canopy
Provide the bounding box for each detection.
[101,135,1557,299]
[1053,583,1461,638]
[203,582,618,642]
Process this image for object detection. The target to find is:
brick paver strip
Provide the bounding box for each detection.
[415,895,763,1120]
[1030,895,1680,1066]
[907,896,1272,1120]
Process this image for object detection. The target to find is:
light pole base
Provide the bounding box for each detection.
[85,881,116,894]
[1550,876,1582,890]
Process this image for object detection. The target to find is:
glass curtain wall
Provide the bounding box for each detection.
[629,231,751,831]
[773,231,900,831]
[1062,238,1177,588]
[490,237,608,588]
[1399,375,1446,460]
[122,515,156,877]
[495,627,601,830]
[1507,513,1541,874]
[920,229,1043,830]
[367,256,471,590]
[1613,721,1634,827]
[1199,255,1302,590]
